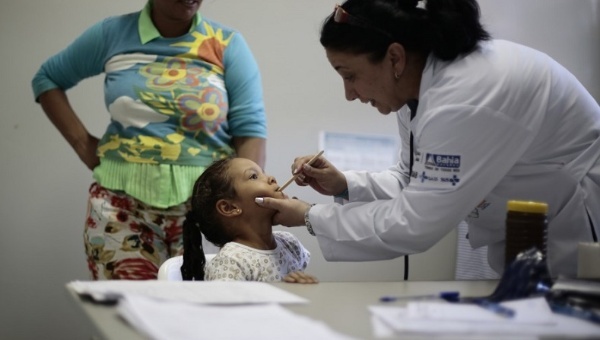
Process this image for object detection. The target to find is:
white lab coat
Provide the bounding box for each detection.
[310,40,600,277]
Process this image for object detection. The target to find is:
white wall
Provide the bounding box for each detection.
[0,0,598,339]
[479,0,600,99]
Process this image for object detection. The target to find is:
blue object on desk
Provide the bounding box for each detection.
[485,247,553,302]
[470,298,516,319]
[380,291,460,303]
[381,291,516,319]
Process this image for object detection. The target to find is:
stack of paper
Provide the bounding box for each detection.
[68,280,307,304]
[118,294,355,340]
[369,297,600,338]
[68,280,354,340]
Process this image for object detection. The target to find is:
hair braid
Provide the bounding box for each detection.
[181,211,206,280]
[181,157,237,280]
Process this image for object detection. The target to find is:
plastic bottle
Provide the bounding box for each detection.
[504,200,548,267]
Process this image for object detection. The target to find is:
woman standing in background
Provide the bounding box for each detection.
[32,0,267,279]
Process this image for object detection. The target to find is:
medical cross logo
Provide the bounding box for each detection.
[419,171,437,183]
[420,172,460,186]
[440,174,460,186]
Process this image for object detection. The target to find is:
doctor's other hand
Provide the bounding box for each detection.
[255,197,311,227]
[291,154,347,196]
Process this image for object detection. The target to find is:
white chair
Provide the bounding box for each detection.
[157,254,216,281]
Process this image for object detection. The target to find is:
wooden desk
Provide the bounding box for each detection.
[67,280,498,339]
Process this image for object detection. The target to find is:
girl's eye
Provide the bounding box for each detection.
[249,173,258,180]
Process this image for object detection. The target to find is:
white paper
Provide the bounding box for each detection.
[67,280,308,304]
[318,131,399,172]
[369,297,600,337]
[118,294,355,340]
[405,297,553,324]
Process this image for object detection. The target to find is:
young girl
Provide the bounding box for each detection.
[181,157,317,283]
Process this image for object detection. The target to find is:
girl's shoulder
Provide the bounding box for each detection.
[273,230,300,243]
[273,231,308,255]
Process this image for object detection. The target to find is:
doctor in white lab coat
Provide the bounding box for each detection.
[256,0,600,277]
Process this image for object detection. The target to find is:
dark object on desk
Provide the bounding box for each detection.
[383,250,549,320]
[467,247,600,325]
[458,247,551,319]
[458,248,549,315]
[486,247,553,302]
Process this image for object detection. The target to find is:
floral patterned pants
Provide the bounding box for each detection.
[84,183,187,280]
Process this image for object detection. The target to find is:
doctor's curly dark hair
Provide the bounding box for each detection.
[321,0,491,62]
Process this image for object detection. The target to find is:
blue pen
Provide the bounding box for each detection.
[380,291,460,303]
[380,292,516,319]
[470,299,516,319]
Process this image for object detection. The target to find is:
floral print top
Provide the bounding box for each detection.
[32,4,266,207]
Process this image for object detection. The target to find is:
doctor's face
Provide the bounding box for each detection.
[326,48,402,115]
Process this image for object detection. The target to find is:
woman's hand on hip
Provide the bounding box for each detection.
[74,134,100,170]
[39,89,100,171]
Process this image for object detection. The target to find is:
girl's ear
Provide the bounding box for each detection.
[216,199,242,217]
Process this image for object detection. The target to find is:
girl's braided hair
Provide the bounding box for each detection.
[181,157,237,280]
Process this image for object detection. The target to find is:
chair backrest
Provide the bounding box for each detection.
[157,254,216,281]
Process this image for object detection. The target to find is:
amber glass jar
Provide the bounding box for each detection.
[505,200,548,266]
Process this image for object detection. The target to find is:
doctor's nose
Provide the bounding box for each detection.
[344,84,357,101]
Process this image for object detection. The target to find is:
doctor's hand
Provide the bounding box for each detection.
[291,154,347,196]
[254,197,311,227]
